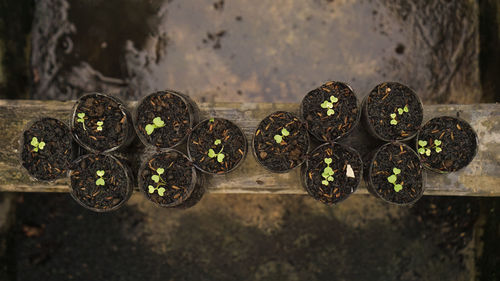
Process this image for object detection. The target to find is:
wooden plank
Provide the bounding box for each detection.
[0,100,498,196]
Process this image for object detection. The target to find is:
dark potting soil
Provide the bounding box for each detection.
[304,143,362,205]
[369,143,424,204]
[301,81,359,141]
[417,116,477,172]
[72,93,131,152]
[20,118,74,181]
[253,111,309,172]
[70,154,131,211]
[135,91,194,148]
[139,150,197,207]
[188,118,247,174]
[365,82,423,141]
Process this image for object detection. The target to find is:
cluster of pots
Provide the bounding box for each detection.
[19,82,478,211]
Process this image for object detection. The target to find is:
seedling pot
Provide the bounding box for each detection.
[71,93,135,153]
[366,142,426,205]
[187,118,247,175]
[19,117,77,182]
[415,116,478,173]
[253,111,310,173]
[300,81,360,142]
[138,149,204,208]
[69,153,134,212]
[362,82,423,142]
[133,90,199,149]
[302,142,362,205]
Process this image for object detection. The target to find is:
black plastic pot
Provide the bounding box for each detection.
[252,111,309,173]
[365,142,426,205]
[415,116,478,173]
[362,82,423,142]
[300,81,361,142]
[70,93,135,153]
[302,142,362,205]
[69,153,134,212]
[187,118,247,175]
[138,149,204,208]
[133,90,199,149]
[19,117,77,181]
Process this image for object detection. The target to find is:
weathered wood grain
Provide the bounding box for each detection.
[0,100,498,196]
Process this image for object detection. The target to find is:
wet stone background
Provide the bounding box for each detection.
[0,0,499,280]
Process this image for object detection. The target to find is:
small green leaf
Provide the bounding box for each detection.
[96,178,105,186]
[330,96,338,103]
[390,113,396,119]
[30,137,39,146]
[434,139,442,146]
[33,147,38,152]
[38,142,46,150]
[274,135,283,144]
[151,175,160,183]
[425,149,431,156]
[217,153,225,163]
[157,187,166,196]
[153,117,165,127]
[435,147,442,153]
[387,175,397,184]
[322,172,329,179]
[209,118,215,123]
[393,168,401,175]
[327,109,335,116]
[156,168,164,175]
[281,128,290,136]
[324,167,333,175]
[145,124,155,135]
[418,140,428,147]
[208,149,216,158]
[418,148,426,154]
[148,185,155,193]
[77,113,85,118]
[390,119,398,125]
[324,158,332,164]
[394,184,403,192]
[320,101,329,109]
[322,180,329,186]
[397,108,404,115]
[214,139,222,145]
[328,176,334,181]
[96,170,105,177]
[97,121,103,126]
[403,105,409,112]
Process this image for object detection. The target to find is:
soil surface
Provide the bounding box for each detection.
[188,118,247,174]
[253,111,309,172]
[20,118,74,181]
[368,142,424,205]
[364,82,423,141]
[417,116,477,172]
[304,143,362,205]
[70,154,132,211]
[301,81,359,141]
[72,94,130,152]
[139,150,197,207]
[135,91,194,148]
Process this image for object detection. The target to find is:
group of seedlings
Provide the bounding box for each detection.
[19,81,478,211]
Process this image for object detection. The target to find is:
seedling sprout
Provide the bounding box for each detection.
[321,158,335,186]
[30,137,46,152]
[145,117,165,135]
[95,170,105,186]
[387,167,403,192]
[148,168,166,196]
[77,112,86,130]
[274,128,290,144]
[320,95,339,116]
[208,139,225,163]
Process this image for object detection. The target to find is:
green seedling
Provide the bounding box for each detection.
[145,117,165,135]
[321,158,335,186]
[96,121,104,131]
[418,139,442,156]
[387,167,403,192]
[209,118,215,123]
[95,170,105,186]
[274,128,290,144]
[77,112,87,130]
[148,167,166,196]
[320,95,339,116]
[30,137,46,152]
[390,105,409,125]
[208,139,225,163]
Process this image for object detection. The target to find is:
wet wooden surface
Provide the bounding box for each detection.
[0,100,498,196]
